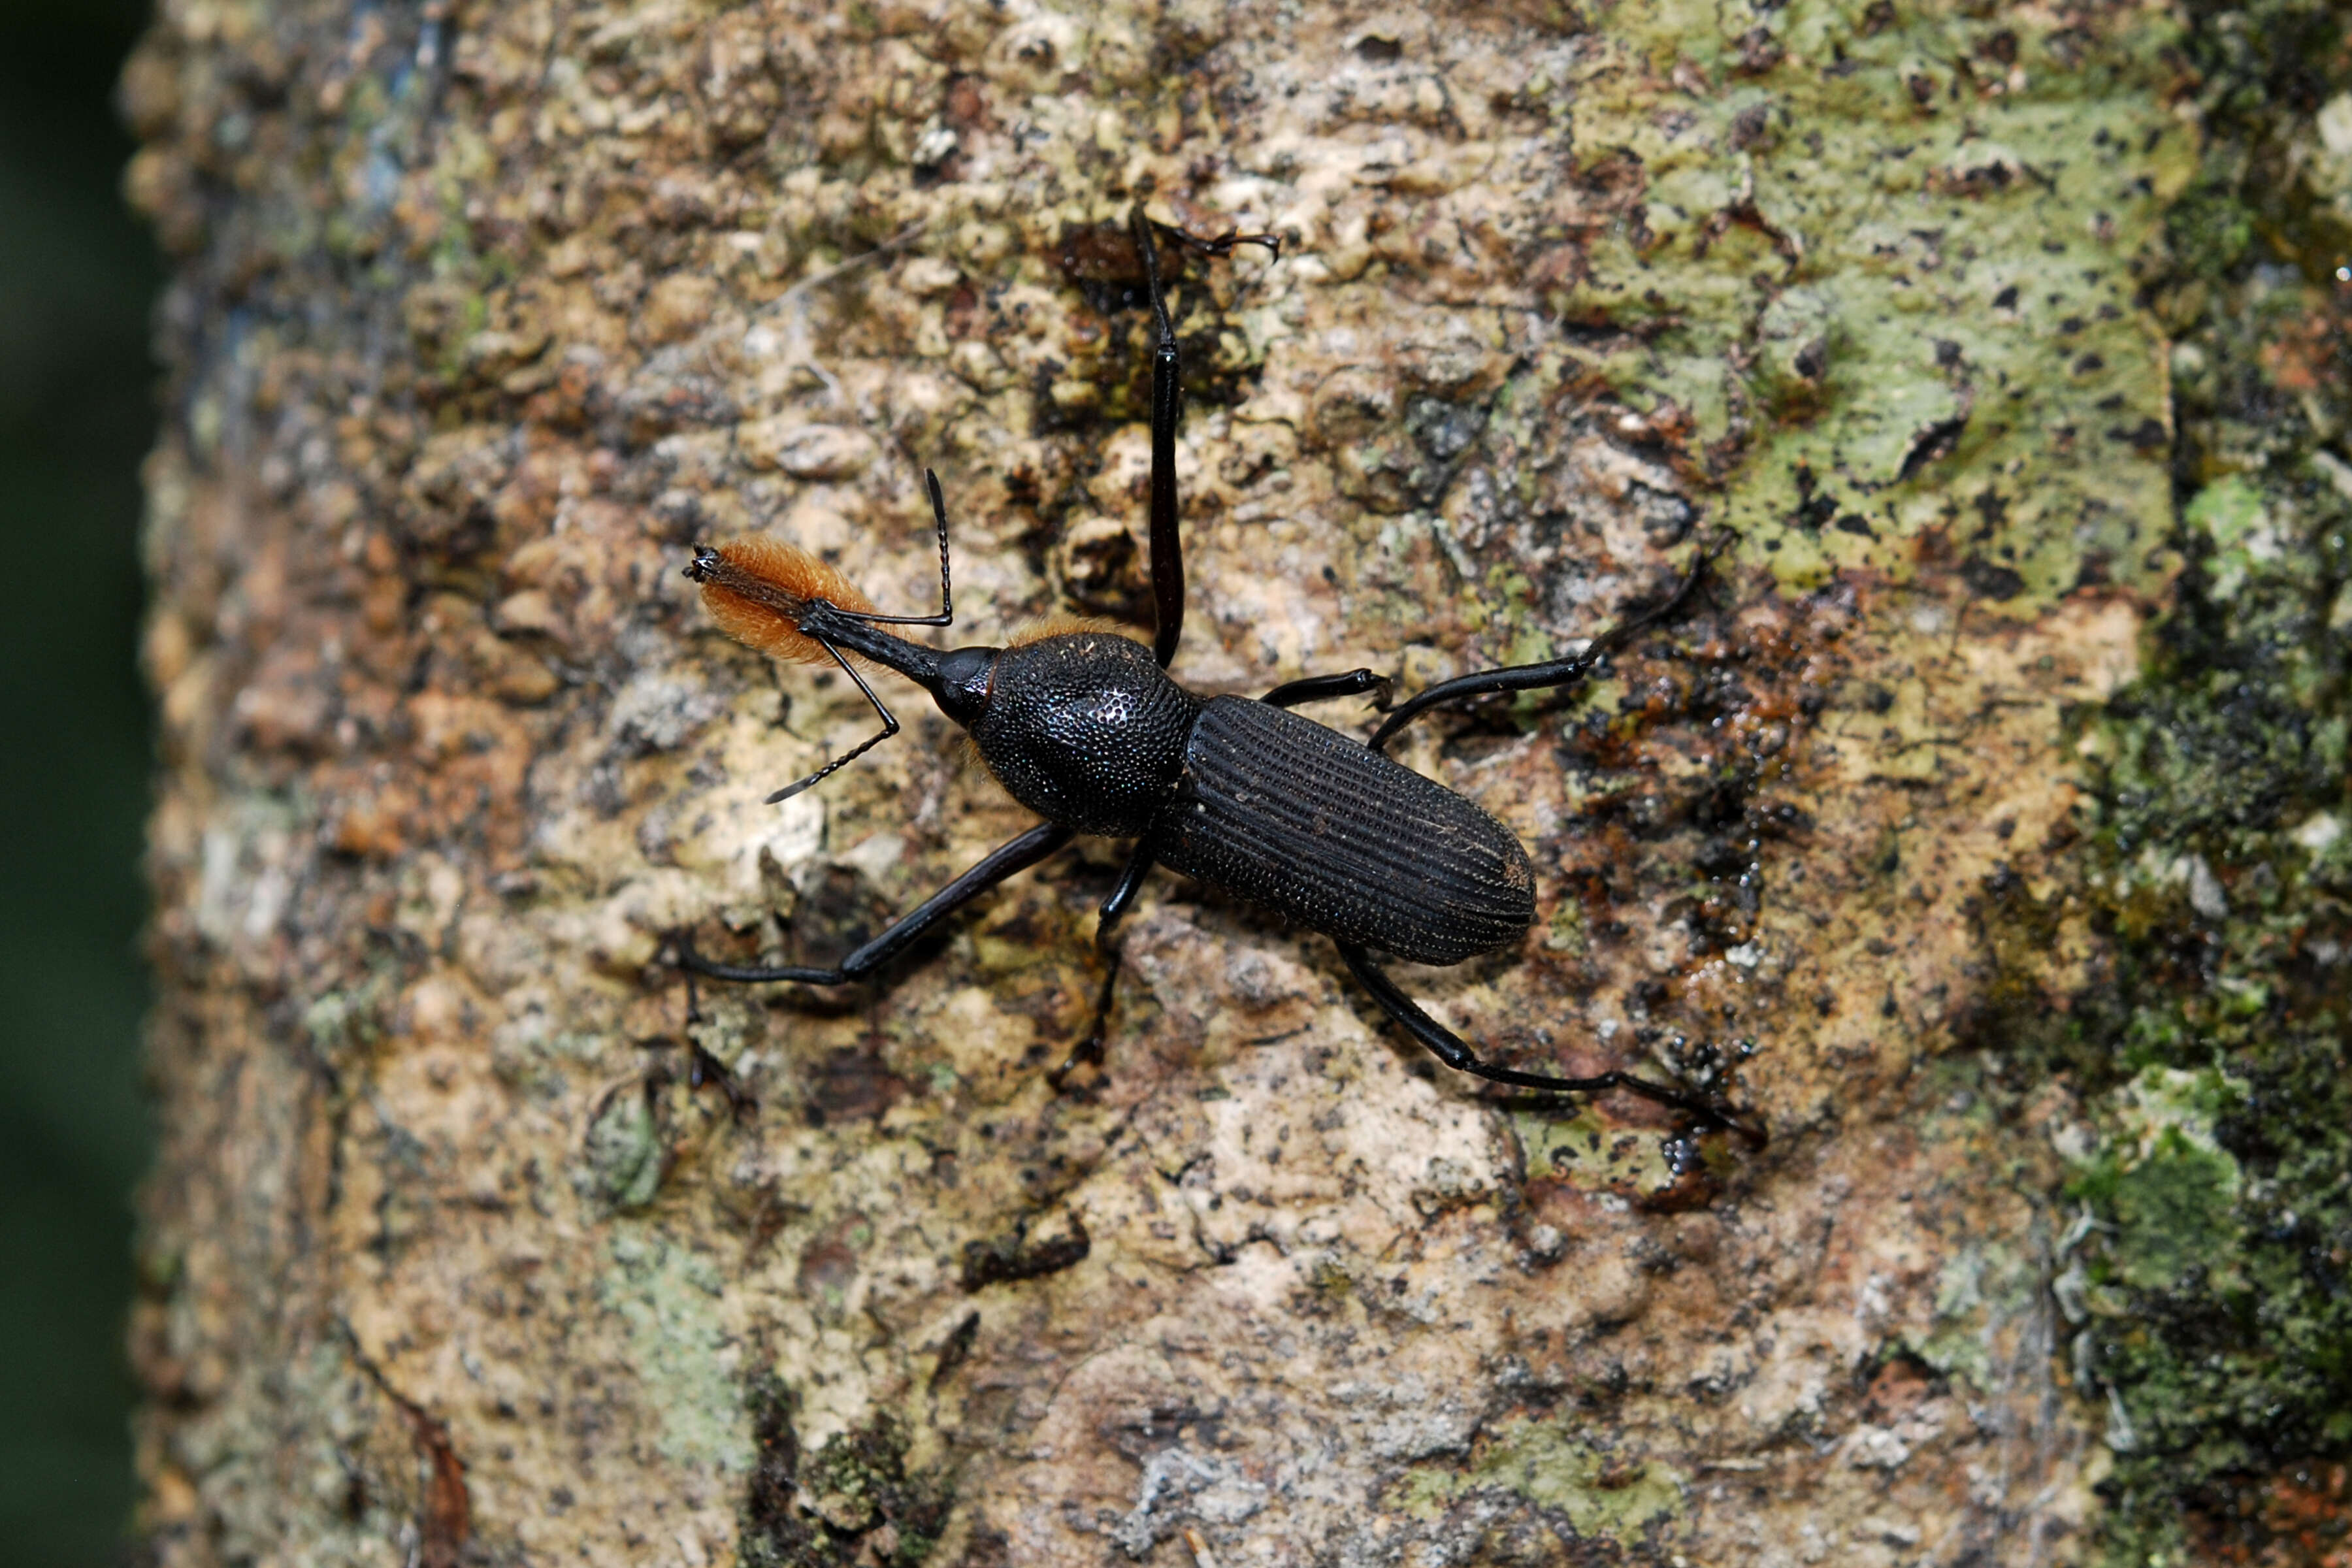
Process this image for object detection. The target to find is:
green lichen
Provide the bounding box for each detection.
[1554,1,2195,608]
[2025,4,2352,1557]
[2069,1070,2247,1296]
[1387,1415,1684,1545]
[2063,482,2352,1556]
[1514,1105,1679,1199]
[598,1232,753,1475]
[1911,1235,2044,1393]
[1845,1057,2055,1396]
[302,974,392,1068]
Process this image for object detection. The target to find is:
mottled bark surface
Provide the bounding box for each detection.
[123,1,2351,1565]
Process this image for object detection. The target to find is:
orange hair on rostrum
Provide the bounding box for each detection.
[696,535,877,666]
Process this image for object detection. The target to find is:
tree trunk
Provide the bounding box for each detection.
[123,0,2351,1564]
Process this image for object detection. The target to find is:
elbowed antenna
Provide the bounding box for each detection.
[685,468,967,800]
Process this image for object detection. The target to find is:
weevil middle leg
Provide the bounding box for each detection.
[1363,540,1720,753]
[1049,835,1161,1088]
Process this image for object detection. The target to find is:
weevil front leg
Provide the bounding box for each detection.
[1130,207,1279,672]
[674,820,1166,1099]
[1335,941,1765,1145]
[672,821,1074,985]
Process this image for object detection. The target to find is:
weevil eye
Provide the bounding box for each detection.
[933,646,996,727]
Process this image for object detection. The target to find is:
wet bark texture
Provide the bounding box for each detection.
[125,1,2352,1565]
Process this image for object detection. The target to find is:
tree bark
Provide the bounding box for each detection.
[123,0,2351,1564]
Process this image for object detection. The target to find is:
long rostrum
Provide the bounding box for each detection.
[796,600,945,690]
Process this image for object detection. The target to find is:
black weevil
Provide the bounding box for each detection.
[674,207,1756,1141]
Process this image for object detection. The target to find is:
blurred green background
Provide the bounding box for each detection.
[0,0,161,1561]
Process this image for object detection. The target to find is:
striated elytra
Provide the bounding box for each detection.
[1157,696,1535,967]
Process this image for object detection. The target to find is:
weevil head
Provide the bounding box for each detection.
[931,645,997,728]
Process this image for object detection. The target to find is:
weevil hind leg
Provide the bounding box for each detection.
[1334,941,1763,1143]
